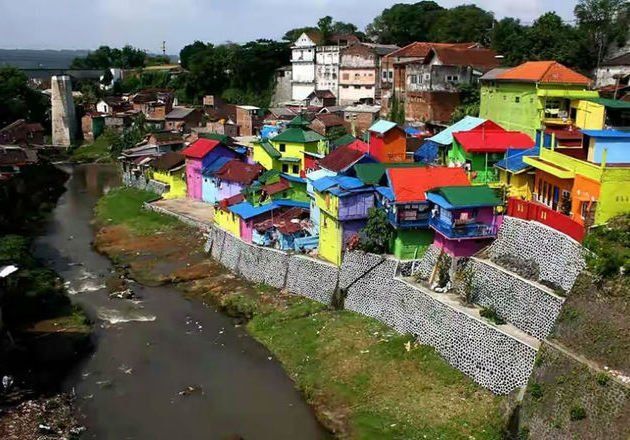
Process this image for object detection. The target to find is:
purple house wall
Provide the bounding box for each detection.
[338,193,374,221]
[183,140,237,201]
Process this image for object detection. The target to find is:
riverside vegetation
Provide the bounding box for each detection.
[93,187,508,439]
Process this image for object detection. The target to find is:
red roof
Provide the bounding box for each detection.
[428,46,499,71]
[181,138,221,159]
[346,139,369,154]
[214,160,263,185]
[254,207,310,235]
[218,193,245,210]
[496,61,592,85]
[453,130,535,153]
[318,145,365,172]
[387,167,470,203]
[386,42,478,60]
[262,178,291,196]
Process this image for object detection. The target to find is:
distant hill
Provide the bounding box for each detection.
[0,49,179,69]
[0,49,90,69]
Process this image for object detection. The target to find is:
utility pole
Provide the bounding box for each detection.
[161,41,167,56]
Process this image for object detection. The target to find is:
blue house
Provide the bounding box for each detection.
[582,130,630,164]
[202,156,234,203]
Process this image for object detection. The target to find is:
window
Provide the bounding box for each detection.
[365,85,373,89]
[382,71,388,80]
[282,164,289,173]
[342,73,349,80]
[354,85,361,89]
[410,74,418,84]
[354,73,360,80]
[446,75,459,82]
[279,143,286,152]
[342,85,349,89]
[515,97,520,103]
[292,165,299,174]
[388,71,393,79]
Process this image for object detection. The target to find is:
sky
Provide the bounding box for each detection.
[0,0,578,53]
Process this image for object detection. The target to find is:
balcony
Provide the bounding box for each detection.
[429,217,498,240]
[387,210,431,229]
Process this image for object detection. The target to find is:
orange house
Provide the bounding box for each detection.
[367,120,408,163]
[570,174,600,226]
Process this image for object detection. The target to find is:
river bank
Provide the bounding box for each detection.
[0,163,93,439]
[94,186,508,439]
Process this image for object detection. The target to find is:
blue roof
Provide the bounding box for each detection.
[233,146,248,155]
[425,193,454,209]
[202,156,233,176]
[306,169,336,182]
[228,201,279,220]
[312,175,371,197]
[274,200,310,209]
[369,120,398,134]
[334,176,365,190]
[494,146,539,173]
[376,186,394,200]
[312,176,338,192]
[581,129,630,139]
[280,173,306,183]
[427,116,486,146]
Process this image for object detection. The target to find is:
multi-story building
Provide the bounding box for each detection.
[338,43,398,105]
[291,32,320,101]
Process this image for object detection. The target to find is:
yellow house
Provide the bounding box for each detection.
[150,152,187,199]
[494,147,539,200]
[253,115,325,175]
[572,99,606,130]
[319,210,342,265]
[214,207,241,237]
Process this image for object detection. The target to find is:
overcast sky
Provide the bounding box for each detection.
[0,0,578,53]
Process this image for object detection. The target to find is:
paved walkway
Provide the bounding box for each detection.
[150,198,214,227]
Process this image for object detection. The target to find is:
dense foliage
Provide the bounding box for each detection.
[583,214,630,278]
[70,45,164,69]
[0,67,49,127]
[359,208,394,254]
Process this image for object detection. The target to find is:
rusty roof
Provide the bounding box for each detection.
[214,160,263,185]
[318,145,365,172]
[150,152,185,171]
[429,46,499,71]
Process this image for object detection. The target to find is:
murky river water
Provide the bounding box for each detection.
[33,164,328,440]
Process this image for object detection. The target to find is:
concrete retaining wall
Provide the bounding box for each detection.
[486,217,586,292]
[123,172,169,197]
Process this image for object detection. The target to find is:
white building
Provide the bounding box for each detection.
[315,45,341,97]
[291,32,319,101]
[595,52,630,88]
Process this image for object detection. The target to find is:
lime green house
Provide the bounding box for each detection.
[480,61,599,138]
[253,115,325,176]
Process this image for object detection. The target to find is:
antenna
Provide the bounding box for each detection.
[161,41,167,56]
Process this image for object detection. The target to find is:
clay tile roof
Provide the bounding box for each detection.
[314,113,345,128]
[214,160,263,185]
[453,130,535,153]
[385,42,478,59]
[319,145,365,172]
[387,167,470,203]
[182,138,221,159]
[496,61,592,85]
[310,90,336,100]
[150,152,185,171]
[429,46,499,71]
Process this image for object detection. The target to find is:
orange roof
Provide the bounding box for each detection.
[387,166,470,203]
[496,61,592,85]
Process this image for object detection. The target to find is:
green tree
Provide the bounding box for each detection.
[366,1,445,45]
[490,18,529,66]
[524,13,581,67]
[574,0,630,70]
[71,45,147,69]
[282,27,319,43]
[0,67,48,127]
[326,125,348,142]
[450,84,480,123]
[360,208,394,254]
[428,5,495,43]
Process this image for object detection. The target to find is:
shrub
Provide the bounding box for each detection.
[529,382,543,399]
[596,372,611,386]
[359,208,394,255]
[583,215,629,278]
[435,252,451,288]
[570,405,586,421]
[479,306,506,325]
[454,265,475,305]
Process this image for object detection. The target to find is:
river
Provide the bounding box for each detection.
[33,164,328,440]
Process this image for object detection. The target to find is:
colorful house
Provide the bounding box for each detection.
[523,131,630,230]
[375,166,470,260]
[479,61,598,138]
[201,156,234,203]
[150,152,186,199]
[253,207,312,250]
[414,116,487,164]
[253,115,326,176]
[426,185,502,257]
[214,195,245,237]
[494,147,539,199]
[313,175,375,265]
[448,124,536,185]
[182,138,237,200]
[367,120,408,163]
[203,160,263,204]
[228,200,279,244]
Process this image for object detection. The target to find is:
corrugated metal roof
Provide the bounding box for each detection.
[202,156,234,176]
[454,130,535,153]
[319,145,365,172]
[229,201,279,220]
[428,185,502,208]
[368,120,398,134]
[182,138,221,159]
[428,116,487,145]
[494,147,539,173]
[166,107,196,119]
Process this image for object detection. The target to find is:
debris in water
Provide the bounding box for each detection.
[109,288,135,300]
[178,385,203,396]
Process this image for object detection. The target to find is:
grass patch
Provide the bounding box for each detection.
[70,135,114,163]
[95,187,178,234]
[248,299,505,439]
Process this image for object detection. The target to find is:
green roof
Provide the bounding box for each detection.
[434,185,502,207]
[278,156,301,163]
[332,134,356,148]
[288,114,312,128]
[272,127,325,144]
[586,98,630,109]
[354,163,422,185]
[258,141,281,158]
[200,132,234,144]
[258,169,281,184]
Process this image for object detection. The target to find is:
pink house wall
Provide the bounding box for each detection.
[186,158,203,200]
[433,234,492,258]
[240,219,254,243]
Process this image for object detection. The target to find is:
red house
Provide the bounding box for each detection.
[367,120,408,163]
